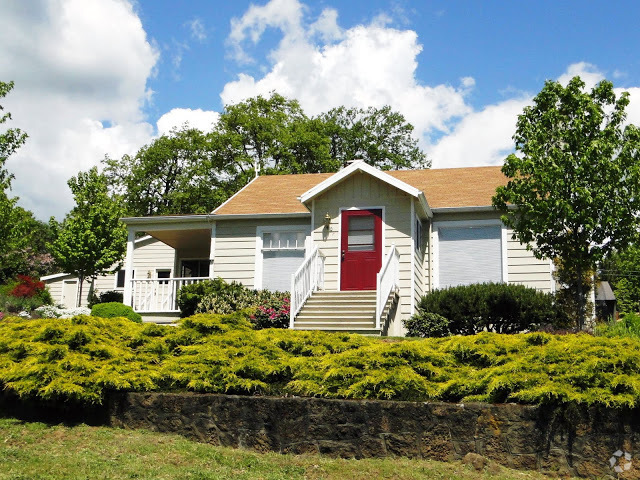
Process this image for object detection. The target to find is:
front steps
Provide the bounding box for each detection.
[293,290,381,334]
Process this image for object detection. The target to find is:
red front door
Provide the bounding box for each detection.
[340,209,382,290]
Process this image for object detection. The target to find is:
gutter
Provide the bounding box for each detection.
[121,212,311,226]
[431,205,516,214]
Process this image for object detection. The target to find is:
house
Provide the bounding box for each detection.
[112,161,554,335]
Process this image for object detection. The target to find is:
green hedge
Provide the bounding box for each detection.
[90,302,142,323]
[406,283,568,337]
[1,313,640,408]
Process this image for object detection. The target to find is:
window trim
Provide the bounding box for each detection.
[432,219,508,289]
[114,270,134,290]
[254,224,310,290]
[179,258,210,278]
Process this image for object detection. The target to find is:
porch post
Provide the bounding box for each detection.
[123,229,135,307]
[209,221,216,279]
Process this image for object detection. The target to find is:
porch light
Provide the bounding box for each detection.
[323,213,331,228]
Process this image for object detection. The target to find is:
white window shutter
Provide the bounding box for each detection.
[262,250,305,292]
[438,226,502,288]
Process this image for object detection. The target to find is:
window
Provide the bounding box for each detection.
[437,224,502,288]
[181,260,209,278]
[347,216,375,251]
[415,218,423,253]
[258,228,308,292]
[115,270,134,289]
[156,269,171,284]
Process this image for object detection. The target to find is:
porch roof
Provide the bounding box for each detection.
[212,165,506,215]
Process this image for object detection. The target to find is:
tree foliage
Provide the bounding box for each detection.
[105,93,427,217]
[50,168,127,306]
[0,81,27,192]
[103,127,217,216]
[600,246,640,315]
[321,105,428,170]
[493,77,640,328]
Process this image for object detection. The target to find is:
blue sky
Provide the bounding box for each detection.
[1,0,640,220]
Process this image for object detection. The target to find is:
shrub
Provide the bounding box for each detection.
[409,283,566,336]
[250,294,290,329]
[91,302,142,323]
[403,312,450,337]
[89,290,124,308]
[194,281,290,329]
[3,312,640,408]
[0,275,52,313]
[10,275,46,298]
[176,278,228,317]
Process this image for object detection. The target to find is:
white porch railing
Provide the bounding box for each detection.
[290,246,325,328]
[375,244,400,330]
[131,277,209,312]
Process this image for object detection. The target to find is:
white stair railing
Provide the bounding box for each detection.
[376,244,400,330]
[290,246,324,328]
[131,277,209,312]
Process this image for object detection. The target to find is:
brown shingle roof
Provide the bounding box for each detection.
[387,166,506,209]
[212,166,505,215]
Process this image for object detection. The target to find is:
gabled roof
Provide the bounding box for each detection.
[212,165,506,216]
[299,161,432,217]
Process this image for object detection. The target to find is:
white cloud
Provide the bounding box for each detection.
[156,108,220,135]
[557,62,604,89]
[223,0,472,143]
[188,18,207,42]
[428,97,529,168]
[0,0,159,220]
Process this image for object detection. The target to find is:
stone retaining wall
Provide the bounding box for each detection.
[107,392,640,478]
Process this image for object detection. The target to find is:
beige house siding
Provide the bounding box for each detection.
[506,231,553,292]
[312,173,413,336]
[132,237,176,280]
[413,215,428,309]
[213,217,312,289]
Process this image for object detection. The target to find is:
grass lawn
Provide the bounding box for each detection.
[0,418,575,480]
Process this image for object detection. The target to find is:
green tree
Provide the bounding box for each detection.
[493,77,640,328]
[321,105,429,170]
[209,93,335,193]
[104,127,216,216]
[50,168,127,306]
[0,204,57,282]
[0,81,27,191]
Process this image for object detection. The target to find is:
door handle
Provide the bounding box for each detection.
[341,250,345,260]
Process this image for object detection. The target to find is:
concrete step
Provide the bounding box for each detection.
[312,291,376,297]
[296,314,375,322]
[293,325,380,334]
[296,308,376,318]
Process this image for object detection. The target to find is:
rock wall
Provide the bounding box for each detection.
[107,392,640,478]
